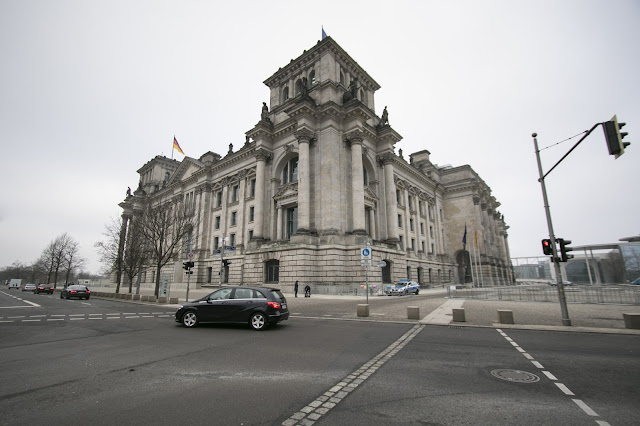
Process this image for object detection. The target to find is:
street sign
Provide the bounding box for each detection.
[361,247,372,260]
[187,252,194,259]
[377,260,387,267]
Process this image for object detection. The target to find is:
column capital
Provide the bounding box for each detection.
[254,148,272,162]
[377,152,396,166]
[294,128,315,144]
[344,129,365,145]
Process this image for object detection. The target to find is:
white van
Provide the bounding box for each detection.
[7,279,22,289]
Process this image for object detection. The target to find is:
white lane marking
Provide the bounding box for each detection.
[69,314,84,317]
[106,313,121,316]
[542,371,558,381]
[51,315,66,317]
[89,313,102,316]
[556,383,575,395]
[523,353,534,360]
[107,317,120,320]
[125,316,139,319]
[70,318,85,320]
[29,315,46,318]
[572,399,599,416]
[515,347,526,353]
[8,316,25,318]
[22,319,41,322]
[504,337,513,342]
[531,361,544,369]
[0,320,14,323]
[22,300,41,307]
[47,319,64,321]
[596,421,612,426]
[88,317,102,320]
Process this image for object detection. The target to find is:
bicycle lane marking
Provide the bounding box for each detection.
[282,324,424,426]
[496,329,611,426]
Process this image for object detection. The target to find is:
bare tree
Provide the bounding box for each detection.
[96,216,149,293]
[62,239,85,285]
[137,198,198,297]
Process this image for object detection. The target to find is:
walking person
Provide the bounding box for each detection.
[294,280,299,297]
[304,284,311,298]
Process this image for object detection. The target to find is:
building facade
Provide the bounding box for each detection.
[119,37,513,291]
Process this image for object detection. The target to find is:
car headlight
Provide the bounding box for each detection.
[177,305,183,310]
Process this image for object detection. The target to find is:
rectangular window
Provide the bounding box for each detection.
[398,214,402,228]
[431,243,435,254]
[231,211,237,226]
[420,222,425,235]
[408,196,413,209]
[410,218,414,231]
[421,241,425,252]
[249,230,253,240]
[215,216,221,230]
[230,233,236,247]
[249,206,255,222]
[214,237,219,250]
[430,225,434,238]
[216,191,222,208]
[411,238,415,250]
[232,185,239,202]
[399,235,404,250]
[250,179,256,197]
[396,190,401,204]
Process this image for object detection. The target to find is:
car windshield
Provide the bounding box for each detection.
[68,286,87,291]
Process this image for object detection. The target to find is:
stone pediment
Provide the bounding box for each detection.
[273,183,298,203]
[364,186,379,203]
[169,157,204,185]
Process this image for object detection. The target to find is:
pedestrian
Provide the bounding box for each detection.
[294,280,299,297]
[304,284,311,298]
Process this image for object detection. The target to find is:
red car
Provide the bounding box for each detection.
[35,284,54,294]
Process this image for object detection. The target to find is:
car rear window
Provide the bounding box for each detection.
[270,290,286,301]
[68,285,88,291]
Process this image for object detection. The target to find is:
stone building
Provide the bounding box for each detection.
[119,37,513,292]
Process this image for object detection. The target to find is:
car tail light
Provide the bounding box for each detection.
[86,290,91,293]
[70,290,77,293]
[267,301,281,309]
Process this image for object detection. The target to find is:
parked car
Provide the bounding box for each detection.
[60,285,91,300]
[630,277,640,285]
[35,284,54,294]
[386,280,420,296]
[22,283,36,292]
[175,286,289,330]
[549,280,573,286]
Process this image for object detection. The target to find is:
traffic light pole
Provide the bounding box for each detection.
[532,133,572,326]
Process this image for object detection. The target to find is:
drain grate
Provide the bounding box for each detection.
[491,369,540,383]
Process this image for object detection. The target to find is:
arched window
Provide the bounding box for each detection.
[382,259,392,283]
[266,260,279,283]
[282,157,298,184]
[309,70,316,85]
[282,86,289,101]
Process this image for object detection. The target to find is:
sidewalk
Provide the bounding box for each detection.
[90,286,640,335]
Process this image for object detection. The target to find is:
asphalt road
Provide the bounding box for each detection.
[1,290,639,425]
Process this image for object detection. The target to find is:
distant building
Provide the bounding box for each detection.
[119,37,513,291]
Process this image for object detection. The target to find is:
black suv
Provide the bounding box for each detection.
[35,284,54,294]
[175,286,289,330]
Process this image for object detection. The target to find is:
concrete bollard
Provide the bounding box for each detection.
[169,297,179,304]
[125,294,133,300]
[407,306,420,320]
[147,296,157,303]
[623,313,640,329]
[452,308,466,322]
[498,310,514,324]
[132,294,141,301]
[141,295,149,301]
[357,304,369,317]
[158,296,167,303]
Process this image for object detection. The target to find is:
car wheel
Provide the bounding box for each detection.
[415,289,419,295]
[66,295,70,300]
[60,293,64,299]
[182,311,198,328]
[250,312,268,331]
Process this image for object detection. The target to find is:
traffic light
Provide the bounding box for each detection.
[182,261,194,270]
[541,239,553,256]
[558,238,574,262]
[603,115,630,158]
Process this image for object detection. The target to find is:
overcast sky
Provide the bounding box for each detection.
[1,0,638,274]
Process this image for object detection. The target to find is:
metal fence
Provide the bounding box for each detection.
[448,284,640,305]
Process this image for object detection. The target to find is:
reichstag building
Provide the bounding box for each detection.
[119,37,513,292]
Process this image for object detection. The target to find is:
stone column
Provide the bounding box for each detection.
[347,131,366,234]
[276,206,283,240]
[253,149,270,240]
[380,154,399,242]
[116,212,130,292]
[368,208,376,240]
[295,129,313,234]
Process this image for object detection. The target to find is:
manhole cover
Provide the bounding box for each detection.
[491,369,540,383]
